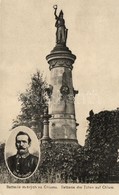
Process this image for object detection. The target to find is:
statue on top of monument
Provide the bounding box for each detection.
[53,5,68,46]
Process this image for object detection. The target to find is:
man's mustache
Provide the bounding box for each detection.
[18,147,26,150]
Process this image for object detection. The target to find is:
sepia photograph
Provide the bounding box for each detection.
[5,126,39,179]
[0,0,119,194]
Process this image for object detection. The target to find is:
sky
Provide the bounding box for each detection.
[0,0,119,145]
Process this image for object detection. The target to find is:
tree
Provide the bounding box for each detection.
[12,71,48,137]
[84,109,119,182]
[39,142,83,183]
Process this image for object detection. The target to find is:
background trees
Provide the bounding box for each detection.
[12,71,48,138]
[84,109,119,182]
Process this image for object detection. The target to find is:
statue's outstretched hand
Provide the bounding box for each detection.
[53,5,57,10]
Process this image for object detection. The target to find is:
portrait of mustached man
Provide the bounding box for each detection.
[7,131,38,178]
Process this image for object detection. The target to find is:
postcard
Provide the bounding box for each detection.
[0,0,119,194]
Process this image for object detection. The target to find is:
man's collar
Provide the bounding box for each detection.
[16,151,30,158]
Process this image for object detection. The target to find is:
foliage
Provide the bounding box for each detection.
[39,141,83,183]
[1,107,119,183]
[12,71,48,136]
[84,109,119,182]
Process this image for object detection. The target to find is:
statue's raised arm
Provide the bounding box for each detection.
[53,5,58,19]
[53,5,68,46]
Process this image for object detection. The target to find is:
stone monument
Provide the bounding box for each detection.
[44,5,78,143]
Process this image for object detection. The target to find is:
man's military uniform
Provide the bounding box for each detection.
[7,152,38,178]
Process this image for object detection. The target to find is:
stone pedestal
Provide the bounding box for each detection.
[46,45,78,143]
